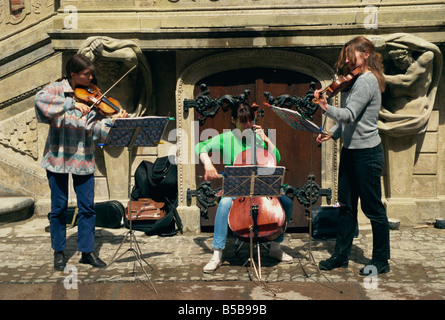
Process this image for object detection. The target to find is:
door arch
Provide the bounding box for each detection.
[194,68,324,229]
[176,49,337,233]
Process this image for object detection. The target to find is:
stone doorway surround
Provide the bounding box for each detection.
[174,49,338,234]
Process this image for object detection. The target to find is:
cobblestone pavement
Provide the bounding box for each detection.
[0,217,444,301]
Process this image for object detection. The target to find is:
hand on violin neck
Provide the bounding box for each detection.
[252,125,267,141]
[74,102,91,117]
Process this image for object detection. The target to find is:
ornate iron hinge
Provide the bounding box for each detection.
[184,84,251,126]
[283,173,332,215]
[263,82,319,121]
[187,181,222,220]
[185,83,320,125]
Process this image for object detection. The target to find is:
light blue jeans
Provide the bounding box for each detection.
[212,195,293,250]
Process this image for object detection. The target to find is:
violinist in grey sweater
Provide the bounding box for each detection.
[314,36,390,276]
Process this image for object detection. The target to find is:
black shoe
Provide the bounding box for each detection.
[359,260,390,276]
[54,251,66,271]
[79,252,107,268]
[319,253,348,271]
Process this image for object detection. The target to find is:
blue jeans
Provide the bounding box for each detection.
[212,195,293,250]
[47,171,96,253]
[334,144,390,261]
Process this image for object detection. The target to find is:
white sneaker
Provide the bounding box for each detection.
[203,257,222,273]
[269,249,293,264]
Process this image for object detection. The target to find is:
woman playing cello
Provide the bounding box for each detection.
[195,102,293,273]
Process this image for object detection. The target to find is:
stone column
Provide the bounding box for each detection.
[383,134,418,224]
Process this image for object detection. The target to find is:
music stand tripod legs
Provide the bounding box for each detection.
[105,217,156,293]
[239,199,262,282]
[103,129,158,293]
[298,136,342,294]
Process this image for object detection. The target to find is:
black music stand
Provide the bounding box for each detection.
[222,165,285,284]
[266,104,342,293]
[101,116,171,294]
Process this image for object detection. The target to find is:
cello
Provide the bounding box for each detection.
[227,106,287,243]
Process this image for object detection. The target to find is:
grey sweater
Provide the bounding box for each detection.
[326,71,382,149]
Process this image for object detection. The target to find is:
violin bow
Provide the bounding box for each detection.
[90,64,137,109]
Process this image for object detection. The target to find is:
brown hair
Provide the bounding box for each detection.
[232,102,255,123]
[65,54,95,79]
[335,36,385,92]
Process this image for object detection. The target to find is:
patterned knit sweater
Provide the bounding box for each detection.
[35,79,113,175]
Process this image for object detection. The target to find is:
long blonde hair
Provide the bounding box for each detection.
[335,36,385,92]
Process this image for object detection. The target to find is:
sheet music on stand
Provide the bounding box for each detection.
[222,165,285,198]
[104,116,171,147]
[268,105,328,135]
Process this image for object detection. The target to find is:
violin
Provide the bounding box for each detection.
[227,105,286,243]
[74,64,136,117]
[74,83,122,117]
[312,67,363,104]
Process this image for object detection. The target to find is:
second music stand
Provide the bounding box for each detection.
[101,116,171,294]
[223,165,285,283]
[265,103,342,293]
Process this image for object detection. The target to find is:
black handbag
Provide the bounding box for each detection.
[311,206,359,240]
[131,156,178,202]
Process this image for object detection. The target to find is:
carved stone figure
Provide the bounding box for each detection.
[378,33,442,136]
[78,36,153,117]
[373,34,443,220]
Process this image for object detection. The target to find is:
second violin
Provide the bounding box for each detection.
[74,83,122,117]
[312,67,362,104]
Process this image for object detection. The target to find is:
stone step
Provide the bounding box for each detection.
[0,197,34,223]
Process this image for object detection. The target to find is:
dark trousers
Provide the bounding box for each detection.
[334,144,390,261]
[47,171,96,253]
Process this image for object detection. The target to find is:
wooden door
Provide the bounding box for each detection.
[194,68,322,231]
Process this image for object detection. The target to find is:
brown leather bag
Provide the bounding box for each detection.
[125,198,165,221]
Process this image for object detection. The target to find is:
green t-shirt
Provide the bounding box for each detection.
[194,130,281,165]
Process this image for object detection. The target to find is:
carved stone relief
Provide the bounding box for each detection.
[7,0,29,24]
[377,33,442,137]
[0,108,38,159]
[371,34,443,222]
[78,36,153,117]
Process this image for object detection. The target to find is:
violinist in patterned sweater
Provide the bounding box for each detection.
[35,54,127,271]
